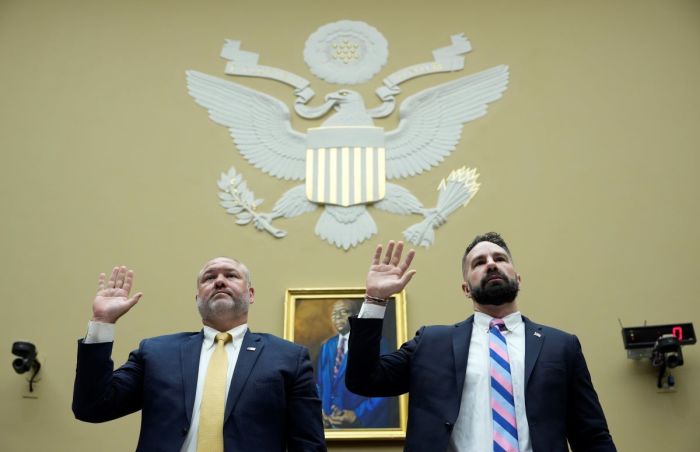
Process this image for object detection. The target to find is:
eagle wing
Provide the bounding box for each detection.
[186,70,306,180]
[384,65,509,179]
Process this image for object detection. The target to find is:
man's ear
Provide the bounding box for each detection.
[248,286,255,304]
[461,282,471,298]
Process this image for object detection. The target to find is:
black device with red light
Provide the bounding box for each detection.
[622,323,695,353]
[621,323,695,389]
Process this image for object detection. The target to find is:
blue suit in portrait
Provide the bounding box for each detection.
[73,329,325,452]
[316,334,396,428]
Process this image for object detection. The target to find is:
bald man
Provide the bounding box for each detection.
[72,257,326,452]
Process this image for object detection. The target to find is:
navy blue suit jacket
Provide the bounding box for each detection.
[346,315,615,452]
[73,330,326,451]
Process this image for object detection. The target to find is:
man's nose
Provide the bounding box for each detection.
[214,274,227,286]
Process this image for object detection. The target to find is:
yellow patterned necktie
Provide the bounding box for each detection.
[197,332,232,452]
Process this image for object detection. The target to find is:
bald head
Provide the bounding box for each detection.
[197,257,251,287]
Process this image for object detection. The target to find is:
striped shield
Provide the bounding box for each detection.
[305,126,386,207]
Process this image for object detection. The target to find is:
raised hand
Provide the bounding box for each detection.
[366,241,416,300]
[91,266,143,324]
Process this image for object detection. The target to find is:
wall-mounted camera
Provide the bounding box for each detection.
[621,323,695,389]
[651,334,683,369]
[11,341,41,392]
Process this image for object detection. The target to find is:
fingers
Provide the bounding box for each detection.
[377,240,414,270]
[106,266,131,289]
[391,241,405,266]
[122,270,135,294]
[115,267,126,288]
[398,249,416,273]
[382,241,395,265]
[107,266,120,289]
[102,266,136,295]
[371,244,383,265]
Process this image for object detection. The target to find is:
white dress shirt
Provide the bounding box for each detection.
[358,305,532,452]
[84,321,248,452]
[447,311,532,452]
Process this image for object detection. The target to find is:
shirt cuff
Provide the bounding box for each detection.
[358,302,387,319]
[84,321,115,344]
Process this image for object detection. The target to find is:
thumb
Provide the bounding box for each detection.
[126,292,143,309]
[398,270,417,287]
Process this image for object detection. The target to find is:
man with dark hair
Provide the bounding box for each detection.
[346,236,616,452]
[72,258,326,452]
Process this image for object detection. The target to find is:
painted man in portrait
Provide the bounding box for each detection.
[316,299,396,428]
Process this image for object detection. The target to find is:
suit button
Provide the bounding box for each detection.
[181,427,189,436]
[444,422,454,431]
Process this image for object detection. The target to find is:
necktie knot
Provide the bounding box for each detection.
[215,332,232,345]
[489,318,506,332]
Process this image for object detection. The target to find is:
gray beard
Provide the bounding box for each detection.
[196,294,249,322]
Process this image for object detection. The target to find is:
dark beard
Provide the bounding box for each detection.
[470,275,519,306]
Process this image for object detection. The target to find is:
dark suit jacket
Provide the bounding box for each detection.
[73,330,326,451]
[346,315,616,452]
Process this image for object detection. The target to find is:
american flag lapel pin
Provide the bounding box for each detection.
[246,346,256,351]
[533,332,541,338]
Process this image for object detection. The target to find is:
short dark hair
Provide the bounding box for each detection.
[461,232,512,274]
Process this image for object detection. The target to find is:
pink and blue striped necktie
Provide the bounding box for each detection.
[489,318,519,452]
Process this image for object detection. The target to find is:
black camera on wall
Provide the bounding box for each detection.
[621,323,695,389]
[12,341,40,374]
[11,341,41,392]
[651,334,683,369]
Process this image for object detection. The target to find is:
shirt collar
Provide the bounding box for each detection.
[474,311,523,332]
[202,323,248,349]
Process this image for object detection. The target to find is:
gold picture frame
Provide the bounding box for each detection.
[284,287,408,441]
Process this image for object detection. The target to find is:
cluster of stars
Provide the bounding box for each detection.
[331,39,361,64]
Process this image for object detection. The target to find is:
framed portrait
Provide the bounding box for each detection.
[284,287,408,440]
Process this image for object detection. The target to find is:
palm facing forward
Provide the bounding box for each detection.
[92,266,143,323]
[366,241,417,300]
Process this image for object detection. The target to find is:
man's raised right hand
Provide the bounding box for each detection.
[91,266,143,324]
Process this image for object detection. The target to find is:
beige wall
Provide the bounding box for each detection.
[1,0,699,450]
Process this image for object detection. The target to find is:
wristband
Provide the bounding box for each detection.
[364,294,389,305]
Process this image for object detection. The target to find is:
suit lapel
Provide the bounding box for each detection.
[224,330,263,421]
[523,316,544,389]
[452,316,474,394]
[181,331,204,424]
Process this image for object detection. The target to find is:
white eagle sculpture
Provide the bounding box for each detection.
[186,30,508,250]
